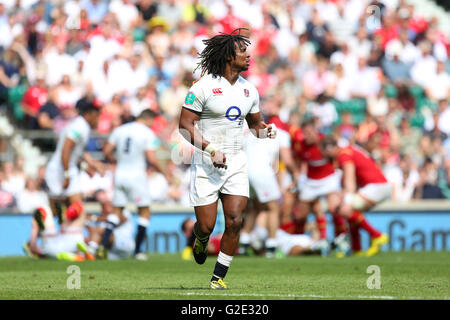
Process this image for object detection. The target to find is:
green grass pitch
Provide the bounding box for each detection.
[0,252,449,300]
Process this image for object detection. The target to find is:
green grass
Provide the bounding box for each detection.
[0,252,449,300]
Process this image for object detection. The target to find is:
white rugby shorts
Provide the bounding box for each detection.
[113,170,151,207]
[109,230,135,260]
[189,151,249,207]
[45,164,82,198]
[248,167,281,203]
[359,182,391,204]
[299,170,342,202]
[41,233,84,258]
[276,230,314,255]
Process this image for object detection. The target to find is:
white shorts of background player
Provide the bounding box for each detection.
[354,182,392,206]
[248,166,281,203]
[108,227,135,260]
[45,164,82,198]
[41,232,84,258]
[276,229,314,256]
[299,170,342,202]
[113,170,151,208]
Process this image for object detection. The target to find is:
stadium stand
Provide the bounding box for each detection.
[0,0,449,215]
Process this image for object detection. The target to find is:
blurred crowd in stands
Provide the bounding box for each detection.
[0,0,449,213]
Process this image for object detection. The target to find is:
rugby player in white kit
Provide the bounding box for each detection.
[241,126,298,257]
[26,205,94,261]
[178,29,277,290]
[44,102,102,230]
[100,109,169,260]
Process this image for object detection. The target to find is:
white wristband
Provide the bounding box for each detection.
[204,143,216,156]
[64,170,70,179]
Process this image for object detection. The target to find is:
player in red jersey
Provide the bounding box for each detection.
[295,119,347,255]
[320,136,390,257]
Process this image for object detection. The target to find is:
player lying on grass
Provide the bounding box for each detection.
[320,137,390,257]
[85,200,135,260]
[178,28,277,290]
[180,218,223,261]
[249,211,323,257]
[24,205,94,261]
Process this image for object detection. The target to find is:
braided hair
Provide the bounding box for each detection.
[195,28,250,78]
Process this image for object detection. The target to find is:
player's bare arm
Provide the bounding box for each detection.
[28,219,40,255]
[103,141,117,164]
[61,138,76,189]
[83,151,105,176]
[280,146,299,181]
[179,107,226,168]
[342,162,357,195]
[340,162,357,216]
[145,149,173,184]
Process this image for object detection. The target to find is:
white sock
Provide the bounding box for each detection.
[88,241,98,254]
[217,251,233,267]
[138,216,150,227]
[240,232,251,245]
[254,225,268,241]
[265,238,277,249]
[106,214,120,226]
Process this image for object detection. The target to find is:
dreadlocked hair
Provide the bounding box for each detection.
[194,28,250,78]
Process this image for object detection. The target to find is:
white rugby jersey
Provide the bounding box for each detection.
[108,121,159,172]
[244,127,291,172]
[182,74,260,156]
[47,116,91,170]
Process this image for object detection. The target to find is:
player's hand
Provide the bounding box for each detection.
[63,177,70,190]
[211,150,227,169]
[261,122,277,139]
[205,143,227,169]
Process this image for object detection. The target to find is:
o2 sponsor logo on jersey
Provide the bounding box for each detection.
[184,92,196,105]
[225,106,243,126]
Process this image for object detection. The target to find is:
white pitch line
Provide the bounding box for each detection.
[175,292,448,300]
[177,292,399,299]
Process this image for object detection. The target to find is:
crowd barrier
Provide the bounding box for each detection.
[0,201,449,256]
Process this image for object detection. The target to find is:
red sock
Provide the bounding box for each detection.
[332,214,348,237]
[316,216,327,239]
[348,210,381,239]
[349,224,362,251]
[66,201,83,221]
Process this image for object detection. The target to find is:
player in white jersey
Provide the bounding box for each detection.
[85,201,135,260]
[25,205,94,261]
[241,127,298,257]
[178,29,277,290]
[251,211,323,257]
[45,102,102,228]
[100,109,169,260]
